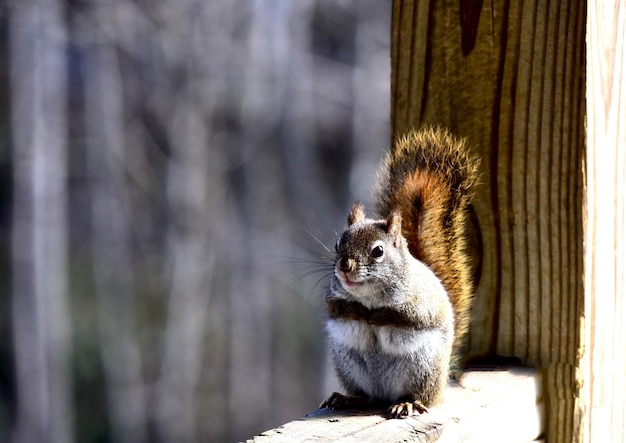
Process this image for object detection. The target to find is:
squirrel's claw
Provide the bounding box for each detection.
[388,400,428,418]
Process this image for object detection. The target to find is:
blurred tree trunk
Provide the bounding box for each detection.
[9,1,74,442]
[82,30,149,443]
[154,12,215,439]
[226,2,282,436]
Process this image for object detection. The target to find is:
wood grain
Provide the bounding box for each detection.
[583,1,626,441]
[391,0,586,441]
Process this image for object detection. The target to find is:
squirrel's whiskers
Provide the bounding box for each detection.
[280,229,336,301]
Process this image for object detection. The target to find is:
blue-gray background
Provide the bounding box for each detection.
[0,1,391,442]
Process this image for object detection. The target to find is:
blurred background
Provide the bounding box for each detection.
[0,0,391,442]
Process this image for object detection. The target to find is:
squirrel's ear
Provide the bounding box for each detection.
[386,209,403,240]
[348,202,366,225]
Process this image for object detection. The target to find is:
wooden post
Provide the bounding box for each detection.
[392,0,586,441]
[583,0,626,441]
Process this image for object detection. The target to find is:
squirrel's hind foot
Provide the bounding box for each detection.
[388,400,428,418]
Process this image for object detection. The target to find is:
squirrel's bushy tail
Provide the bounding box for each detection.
[375,127,480,369]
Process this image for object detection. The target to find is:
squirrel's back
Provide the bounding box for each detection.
[375,127,480,366]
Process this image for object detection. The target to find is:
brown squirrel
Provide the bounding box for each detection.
[320,127,480,418]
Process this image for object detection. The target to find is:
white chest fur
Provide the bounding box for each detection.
[326,318,444,358]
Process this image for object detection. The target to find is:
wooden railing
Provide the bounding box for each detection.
[248,368,542,442]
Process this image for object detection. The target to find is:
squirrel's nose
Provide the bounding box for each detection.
[338,257,352,273]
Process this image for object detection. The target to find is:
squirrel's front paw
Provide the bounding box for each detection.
[388,400,428,418]
[319,392,370,411]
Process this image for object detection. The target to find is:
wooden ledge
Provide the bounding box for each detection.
[247,367,543,442]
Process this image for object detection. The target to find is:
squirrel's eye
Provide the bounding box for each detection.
[370,241,384,260]
[335,237,341,252]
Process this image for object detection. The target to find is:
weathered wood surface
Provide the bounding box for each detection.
[582,0,626,441]
[247,368,542,443]
[391,1,585,441]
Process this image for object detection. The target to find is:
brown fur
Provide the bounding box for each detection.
[374,127,480,368]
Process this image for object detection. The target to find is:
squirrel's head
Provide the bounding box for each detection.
[332,202,409,302]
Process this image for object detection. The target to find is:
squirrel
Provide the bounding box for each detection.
[319,127,480,418]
